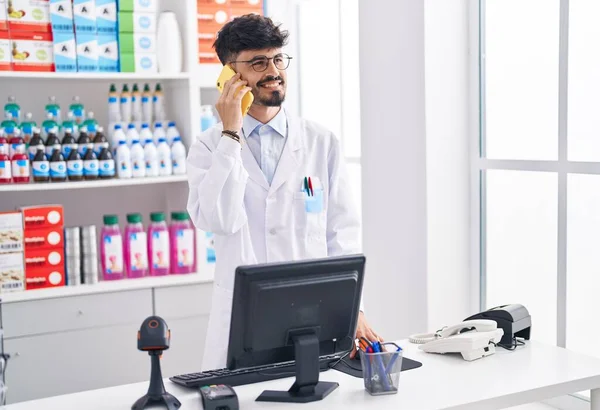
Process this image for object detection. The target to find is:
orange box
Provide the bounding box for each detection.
[230,0,262,7]
[229,4,262,18]
[10,31,55,72]
[21,205,64,229]
[199,52,219,64]
[197,4,229,26]
[24,247,64,271]
[0,211,24,254]
[26,265,65,290]
[197,0,229,5]
[24,227,64,250]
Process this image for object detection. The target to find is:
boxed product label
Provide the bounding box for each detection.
[49,0,73,32]
[10,31,55,72]
[24,247,64,270]
[0,212,24,254]
[73,0,96,33]
[118,11,156,33]
[0,0,7,31]
[26,265,65,289]
[95,0,116,33]
[118,0,157,12]
[7,0,51,33]
[118,32,155,54]
[197,6,229,26]
[0,30,10,70]
[75,32,98,71]
[119,51,155,73]
[53,31,77,72]
[24,226,64,250]
[97,32,118,71]
[0,252,25,293]
[21,205,64,229]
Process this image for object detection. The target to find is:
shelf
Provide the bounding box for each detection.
[0,175,188,192]
[0,72,191,81]
[0,268,215,303]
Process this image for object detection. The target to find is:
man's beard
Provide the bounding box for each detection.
[253,76,286,107]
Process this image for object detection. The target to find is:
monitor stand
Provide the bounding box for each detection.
[256,333,339,403]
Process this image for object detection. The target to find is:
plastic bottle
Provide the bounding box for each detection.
[139,123,152,146]
[130,138,145,178]
[169,211,196,274]
[32,149,50,182]
[49,150,67,182]
[124,213,149,278]
[200,105,217,131]
[142,83,153,124]
[69,96,85,125]
[61,128,78,158]
[42,113,59,139]
[45,132,61,159]
[0,144,11,184]
[77,130,93,157]
[143,135,158,177]
[66,150,84,181]
[98,148,116,179]
[83,149,99,180]
[116,140,132,179]
[132,84,143,129]
[156,137,172,176]
[1,112,17,131]
[82,112,98,135]
[7,127,24,158]
[28,133,45,161]
[120,84,132,124]
[62,111,78,137]
[153,122,166,145]
[11,145,30,183]
[171,136,187,175]
[153,83,165,122]
[93,127,109,156]
[45,96,61,121]
[0,130,8,155]
[112,124,127,153]
[100,215,125,281]
[108,84,121,139]
[148,212,170,276]
[126,123,139,147]
[166,121,180,146]
[4,96,21,123]
[20,113,36,144]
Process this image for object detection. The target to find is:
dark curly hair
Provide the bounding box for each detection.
[213,14,289,65]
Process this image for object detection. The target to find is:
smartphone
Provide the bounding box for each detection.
[216,65,254,116]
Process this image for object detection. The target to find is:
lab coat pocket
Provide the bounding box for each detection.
[305,189,324,213]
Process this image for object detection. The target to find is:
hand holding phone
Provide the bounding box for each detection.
[215,66,254,133]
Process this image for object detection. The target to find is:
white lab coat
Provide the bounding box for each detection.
[186,112,361,370]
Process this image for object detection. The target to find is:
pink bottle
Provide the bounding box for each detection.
[0,144,11,184]
[100,214,125,280]
[148,212,170,276]
[124,213,149,278]
[169,211,196,274]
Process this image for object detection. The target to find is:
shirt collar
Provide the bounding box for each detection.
[242,108,287,139]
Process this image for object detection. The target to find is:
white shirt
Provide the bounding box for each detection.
[242,108,288,185]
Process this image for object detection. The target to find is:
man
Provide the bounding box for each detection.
[187,14,380,371]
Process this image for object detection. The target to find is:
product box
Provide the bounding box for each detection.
[119,51,155,73]
[53,31,77,72]
[118,32,155,54]
[73,0,96,33]
[96,0,116,33]
[197,5,229,27]
[25,265,65,289]
[0,252,25,293]
[49,0,73,32]
[229,5,262,20]
[75,32,98,71]
[24,247,64,270]
[229,0,262,6]
[97,32,118,71]
[118,0,157,12]
[0,212,24,254]
[7,0,51,33]
[24,226,64,250]
[118,11,156,33]
[21,205,64,229]
[0,30,10,70]
[10,31,55,72]
[0,0,7,31]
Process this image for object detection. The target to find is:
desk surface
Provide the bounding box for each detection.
[4,341,600,410]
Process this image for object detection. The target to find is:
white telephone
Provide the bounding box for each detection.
[409,320,504,361]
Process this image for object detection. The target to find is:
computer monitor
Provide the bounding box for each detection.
[227,254,366,403]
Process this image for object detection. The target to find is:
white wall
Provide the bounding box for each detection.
[424,0,472,327]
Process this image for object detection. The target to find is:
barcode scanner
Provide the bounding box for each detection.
[132,316,181,410]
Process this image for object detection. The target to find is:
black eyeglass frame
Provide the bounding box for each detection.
[230,53,293,72]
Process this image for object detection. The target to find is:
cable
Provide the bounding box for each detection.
[496,337,525,351]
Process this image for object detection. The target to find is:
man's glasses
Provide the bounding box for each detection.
[231,53,293,72]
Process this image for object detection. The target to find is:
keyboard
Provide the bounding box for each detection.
[170,354,340,388]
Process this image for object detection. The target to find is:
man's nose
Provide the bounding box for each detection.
[264,59,280,77]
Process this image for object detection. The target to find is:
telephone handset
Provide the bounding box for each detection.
[216,65,254,116]
[409,320,498,344]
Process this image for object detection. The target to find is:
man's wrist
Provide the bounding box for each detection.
[222,130,242,144]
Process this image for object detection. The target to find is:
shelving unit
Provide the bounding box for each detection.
[0,175,188,192]
[0,72,192,81]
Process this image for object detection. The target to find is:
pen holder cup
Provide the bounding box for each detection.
[359,348,403,396]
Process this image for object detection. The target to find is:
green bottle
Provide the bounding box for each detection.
[45,96,61,121]
[69,96,85,125]
[20,112,37,143]
[41,113,59,138]
[62,112,78,136]
[82,111,99,135]
[0,112,17,131]
[4,96,21,123]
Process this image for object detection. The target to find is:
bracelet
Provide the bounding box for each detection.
[222,130,242,144]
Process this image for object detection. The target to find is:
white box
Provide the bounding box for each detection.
[0,0,7,31]
[53,31,77,72]
[73,0,97,33]
[97,32,118,71]
[0,252,25,293]
[0,30,9,71]
[117,11,156,33]
[7,0,51,33]
[75,32,98,71]
[118,0,158,12]
[10,32,54,72]
[96,0,116,33]
[119,52,156,73]
[50,0,74,32]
